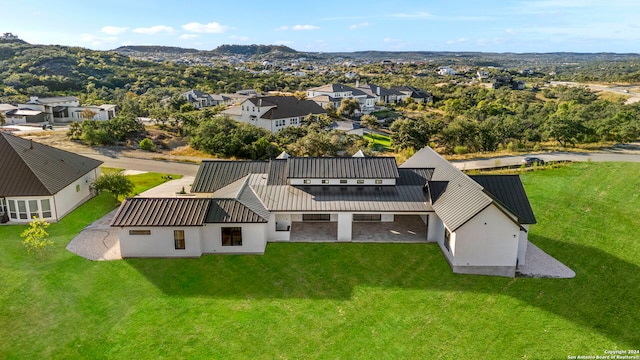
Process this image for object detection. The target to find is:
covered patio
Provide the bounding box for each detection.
[352,215,428,242]
[289,221,338,242]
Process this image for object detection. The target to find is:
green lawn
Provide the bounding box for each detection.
[364,132,393,151]
[1,163,639,358]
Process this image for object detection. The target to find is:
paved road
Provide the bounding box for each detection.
[453,146,640,170]
[81,153,200,176]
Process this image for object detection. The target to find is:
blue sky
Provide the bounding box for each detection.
[3,0,640,53]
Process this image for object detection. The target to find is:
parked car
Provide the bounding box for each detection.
[522,157,545,166]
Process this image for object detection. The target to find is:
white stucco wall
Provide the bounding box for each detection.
[119,227,203,258]
[53,168,100,220]
[450,205,520,268]
[202,223,267,254]
[427,213,444,243]
[269,213,292,241]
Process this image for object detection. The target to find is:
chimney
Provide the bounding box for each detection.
[29,139,33,149]
[376,86,380,96]
[258,99,262,107]
[355,80,359,88]
[30,96,38,102]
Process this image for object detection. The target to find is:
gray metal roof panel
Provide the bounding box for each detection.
[0,132,103,196]
[206,199,268,223]
[470,175,537,224]
[191,160,269,193]
[111,198,210,227]
[287,157,399,179]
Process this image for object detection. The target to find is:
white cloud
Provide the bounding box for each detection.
[101,26,129,35]
[275,25,289,31]
[179,34,199,40]
[292,24,319,31]
[132,25,174,35]
[349,22,370,29]
[182,22,229,34]
[79,33,118,47]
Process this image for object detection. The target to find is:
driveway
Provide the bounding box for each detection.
[66,176,195,261]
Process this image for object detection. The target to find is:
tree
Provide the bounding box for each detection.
[139,138,156,151]
[93,171,135,203]
[360,114,380,130]
[80,108,97,120]
[338,98,360,118]
[21,217,53,255]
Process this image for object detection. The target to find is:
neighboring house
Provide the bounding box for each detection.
[390,86,433,103]
[19,96,117,123]
[307,83,375,114]
[329,120,364,136]
[227,96,327,133]
[492,76,526,90]
[356,83,405,104]
[112,146,536,277]
[1,104,44,125]
[0,132,103,224]
[181,90,214,109]
[437,66,457,76]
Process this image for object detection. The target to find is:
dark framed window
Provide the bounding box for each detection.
[174,230,185,250]
[222,227,242,246]
[353,214,382,222]
[321,179,329,184]
[340,179,347,184]
[129,229,151,235]
[303,179,311,184]
[375,179,383,184]
[41,199,52,218]
[302,214,331,221]
[356,179,364,184]
[444,228,451,252]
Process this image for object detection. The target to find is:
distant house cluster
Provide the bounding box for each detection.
[0,96,117,125]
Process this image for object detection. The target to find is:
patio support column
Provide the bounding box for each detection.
[427,213,444,243]
[337,212,352,241]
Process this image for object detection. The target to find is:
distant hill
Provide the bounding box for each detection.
[209,44,298,56]
[112,45,200,54]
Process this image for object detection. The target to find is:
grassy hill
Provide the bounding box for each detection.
[0,161,638,358]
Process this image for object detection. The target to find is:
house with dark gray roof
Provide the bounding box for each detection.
[390,86,433,104]
[356,83,405,104]
[112,146,537,277]
[181,90,215,109]
[228,96,327,133]
[0,132,103,223]
[306,83,375,114]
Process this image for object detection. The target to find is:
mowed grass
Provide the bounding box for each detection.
[363,132,393,151]
[1,162,639,358]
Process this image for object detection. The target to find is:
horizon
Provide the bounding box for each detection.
[3,0,640,54]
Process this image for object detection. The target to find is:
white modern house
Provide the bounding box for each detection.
[112,147,537,277]
[224,96,327,133]
[19,96,117,123]
[0,132,103,224]
[306,83,375,114]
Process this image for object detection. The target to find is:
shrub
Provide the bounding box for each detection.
[139,138,156,151]
[454,145,468,155]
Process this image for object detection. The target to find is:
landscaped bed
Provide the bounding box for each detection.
[0,162,638,358]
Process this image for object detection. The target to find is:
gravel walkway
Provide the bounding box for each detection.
[66,209,122,261]
[517,241,575,278]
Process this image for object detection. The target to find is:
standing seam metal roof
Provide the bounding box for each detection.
[110,198,211,227]
[470,175,537,224]
[287,157,399,179]
[191,160,269,193]
[0,132,103,196]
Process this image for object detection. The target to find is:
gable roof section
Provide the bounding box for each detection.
[191,160,269,193]
[397,168,434,186]
[206,199,268,223]
[247,96,326,120]
[111,198,210,227]
[287,157,399,179]
[0,132,103,196]
[401,146,493,231]
[470,175,537,224]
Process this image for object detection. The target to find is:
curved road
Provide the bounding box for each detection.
[82,153,200,176]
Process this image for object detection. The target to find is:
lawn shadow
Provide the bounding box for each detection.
[126,237,640,347]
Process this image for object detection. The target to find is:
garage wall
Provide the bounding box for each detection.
[118,227,203,258]
[202,223,267,254]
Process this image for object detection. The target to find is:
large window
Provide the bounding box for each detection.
[17,200,27,220]
[221,227,242,246]
[41,199,52,218]
[353,214,381,222]
[129,230,151,235]
[302,214,331,222]
[8,201,16,219]
[28,200,39,219]
[0,198,6,215]
[444,229,451,252]
[174,230,185,250]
